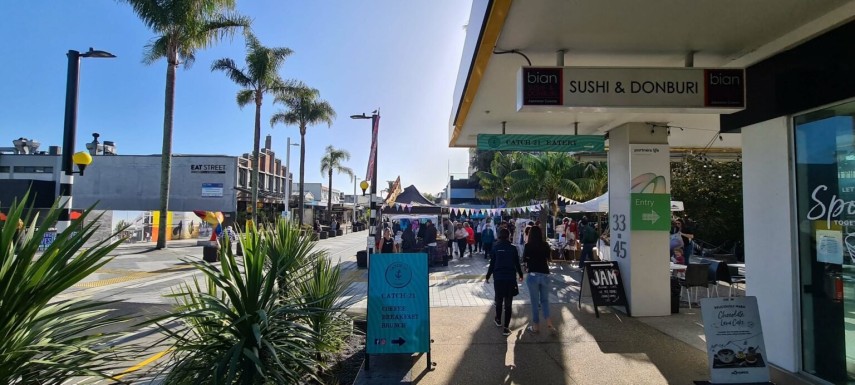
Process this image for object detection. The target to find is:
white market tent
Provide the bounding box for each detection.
[565,192,684,213]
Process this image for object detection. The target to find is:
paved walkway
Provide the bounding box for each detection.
[60,232,809,384]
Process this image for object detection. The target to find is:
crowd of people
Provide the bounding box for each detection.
[372,214,607,337]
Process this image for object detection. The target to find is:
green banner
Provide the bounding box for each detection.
[477,134,605,152]
[630,193,671,231]
[367,253,429,354]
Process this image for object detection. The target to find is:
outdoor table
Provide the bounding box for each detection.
[670,262,687,278]
[728,263,746,277]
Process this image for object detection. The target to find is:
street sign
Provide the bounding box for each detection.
[630,193,670,231]
[366,253,430,354]
[578,261,629,318]
[699,296,771,384]
[477,134,605,152]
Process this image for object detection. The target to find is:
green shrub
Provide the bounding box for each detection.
[0,193,136,384]
[157,220,353,384]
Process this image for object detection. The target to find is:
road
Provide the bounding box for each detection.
[60,231,369,384]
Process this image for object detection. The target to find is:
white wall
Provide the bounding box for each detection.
[608,123,671,316]
[742,116,800,372]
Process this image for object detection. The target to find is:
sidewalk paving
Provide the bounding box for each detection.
[356,305,708,385]
[62,232,812,384]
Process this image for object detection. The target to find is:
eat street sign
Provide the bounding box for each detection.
[630,193,670,231]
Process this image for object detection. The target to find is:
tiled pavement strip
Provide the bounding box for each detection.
[59,231,778,384]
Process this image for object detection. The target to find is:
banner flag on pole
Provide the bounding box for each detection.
[366,114,380,183]
[385,176,402,205]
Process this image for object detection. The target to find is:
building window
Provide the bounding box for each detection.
[13,166,53,173]
[0,166,9,173]
[239,169,248,187]
[794,100,855,383]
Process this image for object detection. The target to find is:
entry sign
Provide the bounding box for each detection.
[699,297,771,384]
[367,253,429,354]
[630,193,670,231]
[477,134,605,152]
[582,261,629,317]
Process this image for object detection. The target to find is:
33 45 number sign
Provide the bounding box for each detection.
[612,214,627,258]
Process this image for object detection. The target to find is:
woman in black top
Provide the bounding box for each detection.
[380,228,395,253]
[485,228,524,336]
[523,226,554,333]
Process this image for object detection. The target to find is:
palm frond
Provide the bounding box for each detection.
[211,58,253,87]
[236,89,254,108]
[142,35,169,65]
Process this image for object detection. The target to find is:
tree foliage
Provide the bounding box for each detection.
[469,149,496,174]
[121,0,249,249]
[319,146,354,220]
[155,221,353,383]
[212,31,298,223]
[671,154,743,245]
[0,193,138,384]
[270,87,336,225]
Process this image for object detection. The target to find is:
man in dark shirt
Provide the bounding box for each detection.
[485,228,524,336]
[424,220,438,260]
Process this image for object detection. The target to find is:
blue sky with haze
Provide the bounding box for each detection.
[0,1,472,196]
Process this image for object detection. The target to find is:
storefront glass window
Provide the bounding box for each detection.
[794,100,855,384]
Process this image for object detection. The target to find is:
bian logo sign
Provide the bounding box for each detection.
[704,69,745,108]
[521,67,563,106]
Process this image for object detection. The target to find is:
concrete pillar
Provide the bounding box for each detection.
[607,122,671,316]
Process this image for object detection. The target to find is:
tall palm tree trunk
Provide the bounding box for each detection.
[298,127,307,225]
[156,59,177,249]
[251,96,262,225]
[327,169,333,222]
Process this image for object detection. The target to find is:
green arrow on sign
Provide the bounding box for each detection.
[641,210,661,224]
[631,193,671,231]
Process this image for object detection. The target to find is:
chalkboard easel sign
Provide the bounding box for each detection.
[577,261,630,318]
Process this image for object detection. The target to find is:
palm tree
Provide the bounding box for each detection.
[508,152,586,236]
[122,0,249,249]
[475,152,520,207]
[212,32,298,224]
[578,161,608,201]
[319,146,354,223]
[270,87,336,225]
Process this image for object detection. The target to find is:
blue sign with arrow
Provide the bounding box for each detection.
[366,253,430,354]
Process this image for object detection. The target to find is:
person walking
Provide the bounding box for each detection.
[443,218,455,257]
[475,219,484,254]
[455,223,469,258]
[523,226,554,333]
[481,219,496,260]
[465,222,476,256]
[485,228,524,336]
[579,220,598,266]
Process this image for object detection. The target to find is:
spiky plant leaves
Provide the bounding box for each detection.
[0,192,137,384]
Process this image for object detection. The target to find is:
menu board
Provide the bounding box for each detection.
[582,261,630,317]
[366,253,430,355]
[699,296,770,384]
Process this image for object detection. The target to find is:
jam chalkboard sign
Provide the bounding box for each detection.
[578,261,630,318]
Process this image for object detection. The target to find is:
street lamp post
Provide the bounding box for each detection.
[285,137,299,222]
[351,111,380,255]
[57,48,115,233]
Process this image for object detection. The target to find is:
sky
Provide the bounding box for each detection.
[0,1,473,196]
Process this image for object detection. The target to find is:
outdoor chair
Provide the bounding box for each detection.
[724,264,746,296]
[679,263,711,308]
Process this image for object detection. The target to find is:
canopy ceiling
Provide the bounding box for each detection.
[450,0,855,147]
